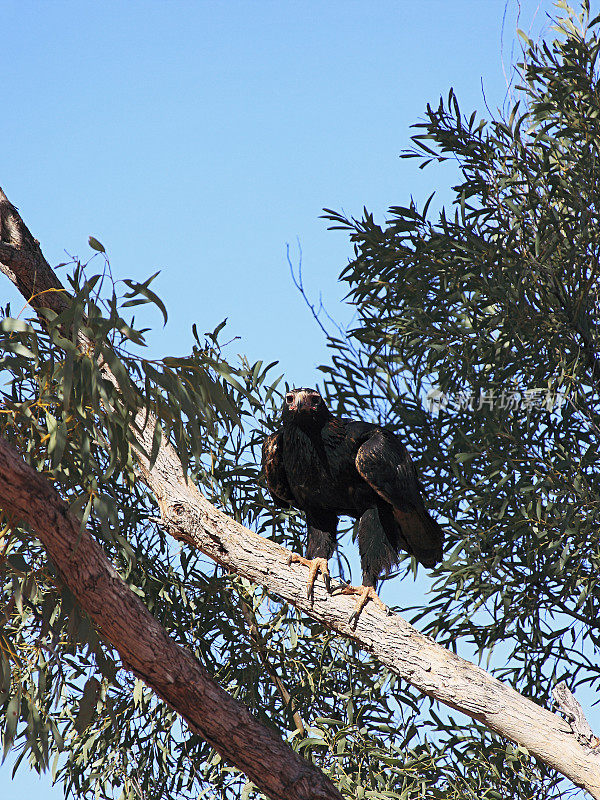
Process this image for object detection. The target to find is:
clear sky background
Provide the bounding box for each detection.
[2,1,595,798]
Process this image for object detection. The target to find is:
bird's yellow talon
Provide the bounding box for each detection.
[288,554,330,600]
[336,584,388,624]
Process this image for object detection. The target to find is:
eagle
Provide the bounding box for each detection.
[262,387,444,621]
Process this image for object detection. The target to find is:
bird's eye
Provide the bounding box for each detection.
[285,393,294,404]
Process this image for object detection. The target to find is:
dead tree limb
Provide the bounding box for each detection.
[1,186,600,799]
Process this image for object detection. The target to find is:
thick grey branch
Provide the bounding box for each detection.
[2,185,600,799]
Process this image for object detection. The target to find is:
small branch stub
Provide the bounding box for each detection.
[553,681,600,751]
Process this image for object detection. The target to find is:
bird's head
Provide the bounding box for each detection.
[282,387,331,429]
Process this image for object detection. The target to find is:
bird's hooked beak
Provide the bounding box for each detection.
[283,388,329,429]
[293,390,314,412]
[285,388,322,416]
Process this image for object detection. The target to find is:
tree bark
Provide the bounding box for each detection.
[1,185,600,799]
[0,436,342,800]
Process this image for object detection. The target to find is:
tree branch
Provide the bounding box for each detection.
[0,436,342,800]
[236,589,306,734]
[554,682,600,750]
[2,185,600,799]
[0,192,68,315]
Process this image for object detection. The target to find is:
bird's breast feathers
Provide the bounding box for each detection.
[280,424,366,513]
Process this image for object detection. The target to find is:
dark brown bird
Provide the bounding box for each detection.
[262,387,443,620]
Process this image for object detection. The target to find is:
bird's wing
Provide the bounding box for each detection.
[262,430,293,507]
[356,429,443,566]
[355,429,421,506]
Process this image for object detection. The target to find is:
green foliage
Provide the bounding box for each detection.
[1,2,598,799]
[317,0,600,794]
[0,259,455,799]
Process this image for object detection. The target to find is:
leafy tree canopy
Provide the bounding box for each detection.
[1,2,599,798]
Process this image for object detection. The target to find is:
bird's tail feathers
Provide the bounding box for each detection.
[392,507,444,567]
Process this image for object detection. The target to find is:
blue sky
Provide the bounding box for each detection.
[2,0,560,380]
[2,1,595,798]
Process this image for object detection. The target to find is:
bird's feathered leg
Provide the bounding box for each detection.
[334,507,390,624]
[288,511,336,601]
